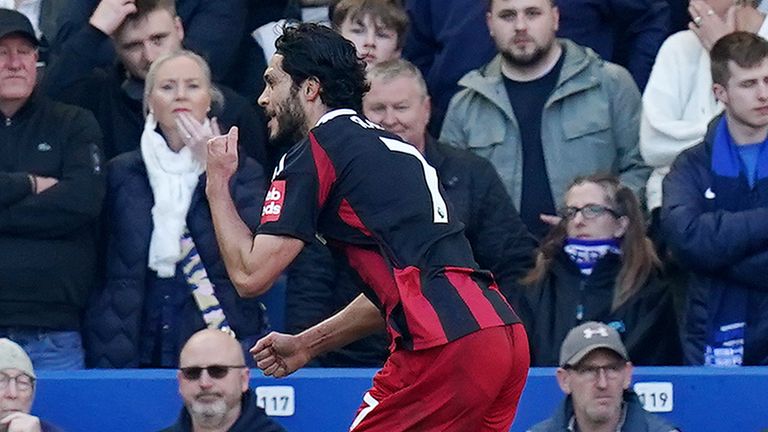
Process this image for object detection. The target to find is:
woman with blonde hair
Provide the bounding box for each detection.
[84,51,270,368]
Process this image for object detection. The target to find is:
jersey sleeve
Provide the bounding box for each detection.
[256,140,321,243]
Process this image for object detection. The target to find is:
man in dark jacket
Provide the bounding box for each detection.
[662,31,768,366]
[528,322,678,432]
[285,58,536,367]
[159,329,285,432]
[41,0,268,167]
[0,9,105,369]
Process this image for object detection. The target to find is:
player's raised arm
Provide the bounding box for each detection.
[206,127,304,297]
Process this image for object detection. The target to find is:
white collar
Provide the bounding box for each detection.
[315,108,357,127]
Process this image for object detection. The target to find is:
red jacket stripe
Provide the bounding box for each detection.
[309,131,336,208]
[394,266,449,349]
[444,269,505,329]
[338,199,374,237]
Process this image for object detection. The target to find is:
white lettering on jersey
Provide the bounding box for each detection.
[350,115,384,130]
[272,153,287,181]
[379,137,449,224]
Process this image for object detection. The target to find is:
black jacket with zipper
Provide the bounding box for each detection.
[0,93,105,330]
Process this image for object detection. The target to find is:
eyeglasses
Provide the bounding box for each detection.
[568,361,627,381]
[0,372,34,391]
[559,204,620,220]
[179,365,247,380]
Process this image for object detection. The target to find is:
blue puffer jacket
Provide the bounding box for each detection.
[661,115,768,365]
[84,151,268,368]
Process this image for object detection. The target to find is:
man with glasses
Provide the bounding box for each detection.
[0,338,63,432]
[160,329,285,432]
[527,322,678,432]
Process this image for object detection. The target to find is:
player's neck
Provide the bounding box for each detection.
[305,101,333,131]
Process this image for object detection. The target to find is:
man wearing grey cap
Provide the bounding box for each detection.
[0,8,104,370]
[0,339,62,432]
[528,322,678,432]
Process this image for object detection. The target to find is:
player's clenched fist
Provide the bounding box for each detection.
[205,126,239,195]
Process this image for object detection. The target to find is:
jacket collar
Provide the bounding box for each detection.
[423,134,445,168]
[3,90,41,123]
[456,39,602,117]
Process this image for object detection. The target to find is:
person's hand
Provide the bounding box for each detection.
[0,412,42,432]
[250,332,312,378]
[206,126,240,196]
[89,0,137,36]
[688,0,736,51]
[735,4,766,33]
[540,213,562,227]
[176,112,221,165]
[28,175,58,194]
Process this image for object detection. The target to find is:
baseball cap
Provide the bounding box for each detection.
[0,338,35,379]
[559,321,629,367]
[0,9,39,46]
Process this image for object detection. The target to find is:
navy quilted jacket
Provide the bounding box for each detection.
[84,151,268,368]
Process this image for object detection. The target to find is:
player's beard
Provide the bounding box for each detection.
[270,85,308,146]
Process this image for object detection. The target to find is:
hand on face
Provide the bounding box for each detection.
[175,111,220,165]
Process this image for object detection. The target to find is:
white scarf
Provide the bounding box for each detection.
[141,113,206,278]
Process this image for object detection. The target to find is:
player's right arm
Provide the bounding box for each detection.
[252,294,385,377]
[206,127,305,297]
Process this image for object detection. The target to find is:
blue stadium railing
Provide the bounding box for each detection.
[33,366,768,431]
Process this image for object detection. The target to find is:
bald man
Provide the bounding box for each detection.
[159,329,285,432]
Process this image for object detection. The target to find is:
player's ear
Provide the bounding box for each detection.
[303,77,321,102]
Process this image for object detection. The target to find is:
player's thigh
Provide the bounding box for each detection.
[352,326,522,431]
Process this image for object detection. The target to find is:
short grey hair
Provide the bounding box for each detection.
[366,58,429,98]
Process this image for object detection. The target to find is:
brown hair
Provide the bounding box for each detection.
[331,0,409,49]
[521,174,661,311]
[711,31,768,86]
[114,0,177,38]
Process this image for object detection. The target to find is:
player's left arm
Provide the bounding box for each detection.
[206,127,305,297]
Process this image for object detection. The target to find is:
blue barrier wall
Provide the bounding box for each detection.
[31,367,768,431]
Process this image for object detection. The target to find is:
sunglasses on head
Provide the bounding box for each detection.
[179,364,247,380]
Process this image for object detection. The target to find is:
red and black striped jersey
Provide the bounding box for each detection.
[257,109,519,350]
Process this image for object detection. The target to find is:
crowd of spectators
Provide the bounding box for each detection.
[0,0,766,387]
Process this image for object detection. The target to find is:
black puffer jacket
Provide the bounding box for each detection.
[518,252,682,366]
[84,151,268,368]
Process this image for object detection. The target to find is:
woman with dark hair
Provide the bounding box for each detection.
[518,174,681,366]
[84,50,270,368]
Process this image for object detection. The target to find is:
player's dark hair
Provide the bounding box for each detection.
[711,31,768,86]
[276,23,369,112]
